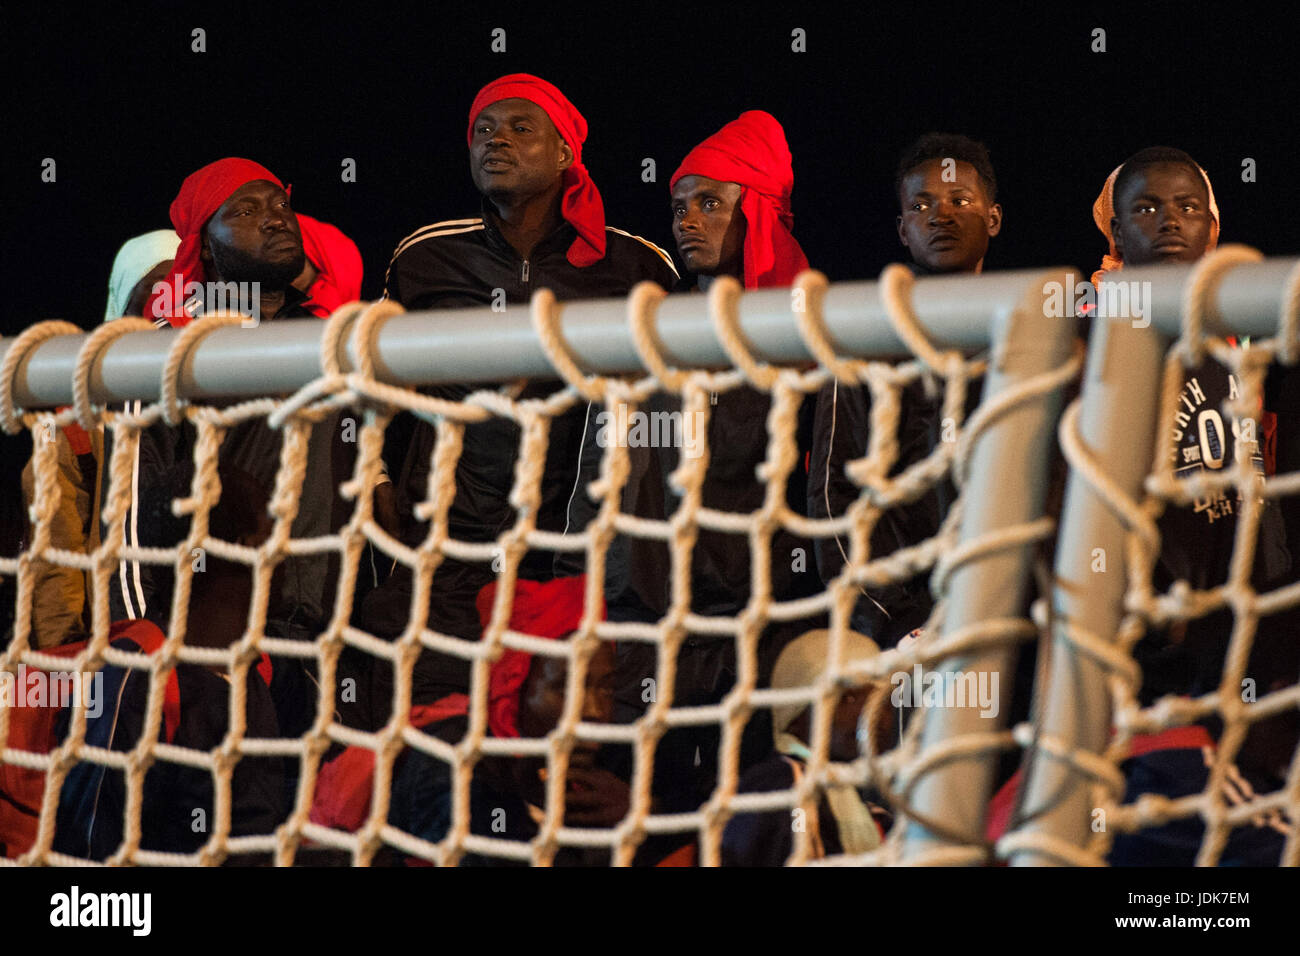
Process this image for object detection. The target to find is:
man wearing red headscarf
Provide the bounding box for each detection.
[145,157,315,327]
[385,73,676,311]
[361,75,678,710]
[107,160,369,753]
[600,112,825,821]
[669,110,809,290]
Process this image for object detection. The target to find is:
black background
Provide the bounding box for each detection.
[2,2,1297,337]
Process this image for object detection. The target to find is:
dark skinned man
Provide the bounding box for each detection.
[56,465,287,861]
[810,133,1002,647]
[382,576,642,865]
[109,158,372,746]
[896,137,1002,275]
[1093,148,1290,706]
[722,628,894,865]
[599,111,823,819]
[359,75,677,726]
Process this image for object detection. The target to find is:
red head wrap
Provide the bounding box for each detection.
[147,158,288,327]
[670,111,808,289]
[467,74,606,268]
[475,576,602,739]
[296,214,364,317]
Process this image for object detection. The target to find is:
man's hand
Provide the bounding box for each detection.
[562,768,631,828]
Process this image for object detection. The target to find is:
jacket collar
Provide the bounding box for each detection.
[272,282,313,319]
[479,195,577,261]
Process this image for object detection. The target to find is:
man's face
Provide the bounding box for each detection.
[896,159,1002,274]
[1111,162,1212,267]
[469,97,573,203]
[201,180,304,287]
[517,639,616,769]
[671,175,746,279]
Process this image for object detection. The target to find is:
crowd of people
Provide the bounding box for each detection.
[0,72,1296,866]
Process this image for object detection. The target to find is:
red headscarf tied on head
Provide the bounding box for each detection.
[467,74,607,268]
[148,157,287,327]
[475,576,602,739]
[670,110,809,289]
[296,213,364,317]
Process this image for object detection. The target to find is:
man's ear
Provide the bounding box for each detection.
[557,141,574,172]
[986,203,1003,238]
[199,229,213,266]
[896,215,909,248]
[1110,216,1124,259]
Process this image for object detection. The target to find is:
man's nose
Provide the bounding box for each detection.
[678,208,702,232]
[928,200,955,223]
[263,208,288,231]
[1157,205,1183,231]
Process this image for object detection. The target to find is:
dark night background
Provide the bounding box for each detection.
[2,2,1297,337]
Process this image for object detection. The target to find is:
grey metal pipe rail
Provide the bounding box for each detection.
[5,269,1071,409]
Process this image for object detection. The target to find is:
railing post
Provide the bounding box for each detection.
[900,270,1078,863]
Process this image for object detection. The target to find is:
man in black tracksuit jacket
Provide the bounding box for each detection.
[809,134,1003,647]
[356,75,677,721]
[104,166,357,744]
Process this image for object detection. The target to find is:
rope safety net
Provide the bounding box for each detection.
[0,254,1297,866]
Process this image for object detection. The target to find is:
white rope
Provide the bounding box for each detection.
[4,256,1298,869]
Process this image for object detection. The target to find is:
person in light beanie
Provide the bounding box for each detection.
[722,628,894,865]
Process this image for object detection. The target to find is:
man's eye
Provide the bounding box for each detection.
[704,199,719,210]
[912,202,927,212]
[515,125,531,133]
[954,197,971,206]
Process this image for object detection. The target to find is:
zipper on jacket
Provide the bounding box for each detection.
[521,259,530,283]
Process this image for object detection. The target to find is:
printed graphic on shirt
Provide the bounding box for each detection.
[1170,365,1263,526]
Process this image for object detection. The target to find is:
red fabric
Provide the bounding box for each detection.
[309,577,600,834]
[62,420,92,457]
[1263,410,1278,477]
[0,641,85,857]
[655,842,698,867]
[297,214,364,317]
[670,111,808,289]
[1125,724,1213,759]
[147,158,285,328]
[984,769,1020,847]
[256,654,273,687]
[475,576,598,740]
[467,74,606,268]
[0,623,277,857]
[110,619,181,745]
[308,694,470,833]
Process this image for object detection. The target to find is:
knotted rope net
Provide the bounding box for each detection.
[1,257,1296,866]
